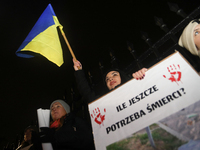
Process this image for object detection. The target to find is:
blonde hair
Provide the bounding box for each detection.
[179,19,200,57]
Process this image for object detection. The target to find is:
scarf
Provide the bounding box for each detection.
[50,119,61,129]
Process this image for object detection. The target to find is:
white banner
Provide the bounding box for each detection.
[37,108,53,150]
[88,52,200,150]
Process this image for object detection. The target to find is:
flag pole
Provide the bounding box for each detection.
[61,32,77,60]
[59,27,81,69]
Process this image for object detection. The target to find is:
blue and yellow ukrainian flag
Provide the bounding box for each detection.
[16,4,64,67]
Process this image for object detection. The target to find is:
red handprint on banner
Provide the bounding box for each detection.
[91,107,106,126]
[163,64,182,85]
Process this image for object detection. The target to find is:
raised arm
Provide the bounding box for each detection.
[73,58,96,103]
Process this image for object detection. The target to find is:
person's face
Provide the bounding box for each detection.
[24,129,32,142]
[193,24,200,51]
[51,102,67,121]
[106,71,121,90]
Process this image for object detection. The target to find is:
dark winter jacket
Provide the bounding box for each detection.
[74,70,97,104]
[52,113,95,150]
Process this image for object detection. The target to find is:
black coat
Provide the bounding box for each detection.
[51,113,95,150]
[74,70,97,104]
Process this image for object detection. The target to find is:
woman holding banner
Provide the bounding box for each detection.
[73,58,147,103]
[39,99,95,150]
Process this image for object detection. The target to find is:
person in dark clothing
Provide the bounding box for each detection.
[16,126,42,150]
[73,58,147,103]
[39,100,95,150]
[73,59,147,149]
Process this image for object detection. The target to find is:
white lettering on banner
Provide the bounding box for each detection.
[89,52,200,150]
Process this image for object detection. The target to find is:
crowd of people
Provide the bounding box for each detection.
[3,18,200,150]
[10,62,147,150]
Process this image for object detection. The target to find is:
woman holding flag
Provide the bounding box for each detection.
[73,58,147,103]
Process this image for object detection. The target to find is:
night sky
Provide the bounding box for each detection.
[0,0,199,149]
